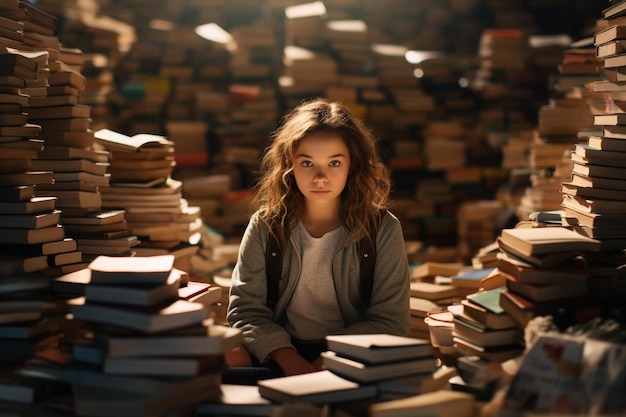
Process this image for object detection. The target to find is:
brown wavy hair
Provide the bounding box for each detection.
[253,98,390,248]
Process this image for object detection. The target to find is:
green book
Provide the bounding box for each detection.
[466,287,506,315]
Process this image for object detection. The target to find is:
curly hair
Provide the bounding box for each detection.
[253,98,391,248]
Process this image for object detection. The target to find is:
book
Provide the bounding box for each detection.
[0,171,54,187]
[0,253,49,274]
[30,158,109,175]
[48,250,82,267]
[495,251,589,285]
[26,104,91,119]
[320,351,437,383]
[70,298,210,334]
[460,299,517,330]
[60,210,125,226]
[453,336,524,363]
[562,206,626,228]
[102,354,224,377]
[0,185,34,202]
[85,269,182,307]
[498,289,582,328]
[88,255,175,286]
[564,174,626,193]
[409,282,458,302]
[257,370,377,404]
[36,146,109,163]
[496,236,582,269]
[94,129,174,153]
[452,315,519,348]
[102,324,243,357]
[325,334,433,364]
[0,209,60,229]
[562,193,626,215]
[498,227,601,257]
[368,389,475,417]
[450,268,495,291]
[571,161,626,180]
[603,2,626,19]
[505,276,587,303]
[596,39,626,57]
[0,225,64,244]
[0,238,77,256]
[195,384,275,417]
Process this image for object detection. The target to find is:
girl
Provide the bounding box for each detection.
[226,98,410,377]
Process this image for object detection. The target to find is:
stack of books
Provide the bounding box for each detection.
[23,254,242,416]
[496,225,601,327]
[450,286,523,363]
[408,280,458,342]
[321,334,438,397]
[94,128,202,271]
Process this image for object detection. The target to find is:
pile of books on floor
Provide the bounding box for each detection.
[210,333,441,415]
[17,254,242,416]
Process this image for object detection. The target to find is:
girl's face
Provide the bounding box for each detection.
[292,132,351,207]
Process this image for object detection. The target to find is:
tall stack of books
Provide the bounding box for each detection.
[495,225,601,328]
[0,49,86,277]
[280,44,338,107]
[94,128,201,272]
[517,37,598,220]
[26,254,243,416]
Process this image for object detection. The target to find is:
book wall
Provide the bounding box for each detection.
[27,0,603,257]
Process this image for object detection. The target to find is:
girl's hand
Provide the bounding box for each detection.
[311,355,325,371]
[224,346,252,367]
[270,347,319,376]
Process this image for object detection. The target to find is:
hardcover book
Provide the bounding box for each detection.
[257,370,377,405]
[325,334,433,364]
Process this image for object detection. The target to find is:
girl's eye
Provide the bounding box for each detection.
[329,160,340,167]
[301,161,313,167]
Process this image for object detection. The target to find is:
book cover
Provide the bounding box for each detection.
[499,227,600,257]
[88,255,175,286]
[369,389,475,417]
[326,334,433,364]
[257,370,377,404]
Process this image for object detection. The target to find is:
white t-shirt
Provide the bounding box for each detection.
[285,221,345,341]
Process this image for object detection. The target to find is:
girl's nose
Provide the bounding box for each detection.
[313,172,328,183]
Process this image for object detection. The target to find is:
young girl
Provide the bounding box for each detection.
[226,98,410,377]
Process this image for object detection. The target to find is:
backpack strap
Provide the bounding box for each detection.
[265,230,282,310]
[356,232,376,306]
[265,218,380,309]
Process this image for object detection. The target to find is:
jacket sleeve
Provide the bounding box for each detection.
[338,212,411,336]
[226,214,294,363]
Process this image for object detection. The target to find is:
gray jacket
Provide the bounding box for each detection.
[227,210,411,363]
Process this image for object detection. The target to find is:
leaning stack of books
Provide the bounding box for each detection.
[23,254,243,416]
[321,334,439,398]
[495,225,601,328]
